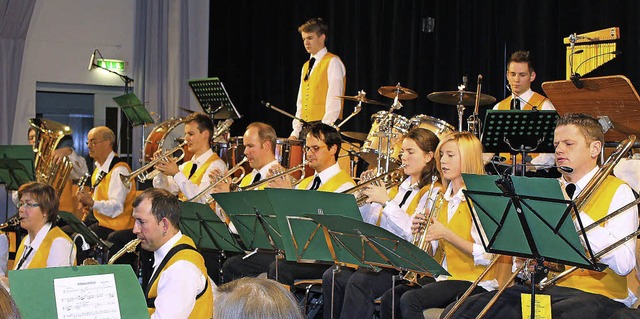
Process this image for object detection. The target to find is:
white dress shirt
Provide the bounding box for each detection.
[92,151,131,218]
[153,149,227,203]
[15,223,75,269]
[150,231,210,319]
[560,166,638,306]
[296,162,354,192]
[291,47,346,138]
[68,149,89,180]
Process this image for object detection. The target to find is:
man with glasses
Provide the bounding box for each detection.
[76,126,136,240]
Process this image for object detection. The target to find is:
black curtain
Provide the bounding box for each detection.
[209,0,640,138]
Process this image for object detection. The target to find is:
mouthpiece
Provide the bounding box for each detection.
[558,166,574,173]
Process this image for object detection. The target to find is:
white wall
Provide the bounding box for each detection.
[13,0,136,144]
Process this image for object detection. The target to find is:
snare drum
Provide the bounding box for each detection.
[409,114,455,139]
[144,118,193,163]
[359,111,411,166]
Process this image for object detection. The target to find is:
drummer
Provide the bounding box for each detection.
[488,50,555,174]
[153,112,226,203]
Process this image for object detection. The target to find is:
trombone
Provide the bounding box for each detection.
[342,164,405,206]
[443,135,638,319]
[189,157,248,203]
[119,141,187,188]
[239,161,308,191]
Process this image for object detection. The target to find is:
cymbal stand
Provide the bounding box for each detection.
[376,112,395,174]
[456,83,466,132]
[336,90,366,128]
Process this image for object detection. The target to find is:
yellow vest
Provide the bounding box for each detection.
[557,176,629,299]
[147,235,213,318]
[300,52,345,121]
[297,169,355,192]
[496,92,548,164]
[179,153,221,201]
[15,226,74,269]
[92,161,136,231]
[377,183,432,226]
[238,172,268,190]
[437,199,496,282]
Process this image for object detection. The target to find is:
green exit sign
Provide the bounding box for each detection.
[97,59,126,72]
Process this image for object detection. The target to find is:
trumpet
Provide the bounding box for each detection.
[189,157,248,203]
[0,216,22,230]
[239,161,308,191]
[108,238,141,264]
[120,141,187,188]
[343,165,405,206]
[403,176,444,285]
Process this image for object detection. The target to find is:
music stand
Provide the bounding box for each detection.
[179,202,243,253]
[462,173,602,318]
[482,110,559,175]
[0,145,35,191]
[542,75,640,142]
[112,93,155,127]
[188,77,242,119]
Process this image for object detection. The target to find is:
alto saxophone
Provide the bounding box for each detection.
[108,238,141,264]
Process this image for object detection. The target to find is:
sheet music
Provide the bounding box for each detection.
[54,274,121,319]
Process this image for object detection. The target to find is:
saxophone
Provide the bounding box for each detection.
[108,238,141,264]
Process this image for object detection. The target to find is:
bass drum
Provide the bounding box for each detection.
[144,118,193,163]
[409,114,455,139]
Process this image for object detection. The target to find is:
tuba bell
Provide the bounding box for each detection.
[29,118,74,196]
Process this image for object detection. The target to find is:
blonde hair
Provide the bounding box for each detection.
[435,131,484,188]
[214,277,303,319]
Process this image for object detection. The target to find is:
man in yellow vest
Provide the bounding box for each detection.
[448,113,638,318]
[133,188,213,319]
[269,123,355,285]
[153,112,226,202]
[77,126,136,240]
[289,17,346,140]
[488,50,556,174]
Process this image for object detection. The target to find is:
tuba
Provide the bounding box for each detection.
[29,118,74,196]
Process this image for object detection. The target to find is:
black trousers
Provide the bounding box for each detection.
[442,284,627,319]
[221,251,276,282]
[379,276,435,319]
[399,280,487,319]
[267,260,330,286]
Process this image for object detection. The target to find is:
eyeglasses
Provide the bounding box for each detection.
[86,140,107,147]
[304,145,327,154]
[17,202,39,209]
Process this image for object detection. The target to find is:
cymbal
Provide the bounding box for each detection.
[378,85,418,100]
[336,95,385,106]
[179,107,195,114]
[341,131,368,143]
[427,91,496,106]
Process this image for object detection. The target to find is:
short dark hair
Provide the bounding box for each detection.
[556,113,604,145]
[18,182,58,224]
[508,50,534,73]
[133,188,181,228]
[298,18,328,36]
[246,122,277,154]
[307,123,341,161]
[184,112,214,144]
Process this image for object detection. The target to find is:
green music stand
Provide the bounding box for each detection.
[462,173,601,319]
[188,77,242,120]
[112,93,155,127]
[58,211,111,249]
[9,264,149,318]
[0,145,35,191]
[307,214,449,277]
[178,202,243,253]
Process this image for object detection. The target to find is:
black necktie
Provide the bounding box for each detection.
[310,176,321,190]
[510,98,520,110]
[252,173,262,184]
[304,57,316,81]
[565,183,577,199]
[398,190,413,207]
[188,163,198,178]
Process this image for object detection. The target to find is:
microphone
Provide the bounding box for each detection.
[261,100,273,109]
[87,49,96,71]
[570,50,622,89]
[505,84,541,110]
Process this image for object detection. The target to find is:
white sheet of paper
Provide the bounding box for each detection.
[54,273,121,319]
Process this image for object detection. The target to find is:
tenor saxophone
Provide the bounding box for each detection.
[108,238,141,264]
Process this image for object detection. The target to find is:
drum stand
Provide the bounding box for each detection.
[455,83,467,132]
[375,113,397,174]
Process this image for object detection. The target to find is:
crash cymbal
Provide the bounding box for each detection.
[341,131,368,143]
[336,95,385,106]
[378,85,418,100]
[427,91,496,106]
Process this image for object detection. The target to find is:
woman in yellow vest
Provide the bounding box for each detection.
[322,127,442,319]
[13,182,75,272]
[397,131,497,319]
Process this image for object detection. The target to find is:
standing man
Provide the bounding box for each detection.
[133,188,213,319]
[153,112,226,203]
[289,17,346,140]
[490,50,555,172]
[446,113,638,318]
[76,126,136,240]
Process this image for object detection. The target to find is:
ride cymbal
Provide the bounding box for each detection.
[336,95,385,106]
[341,131,368,142]
[378,85,418,100]
[427,91,496,106]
